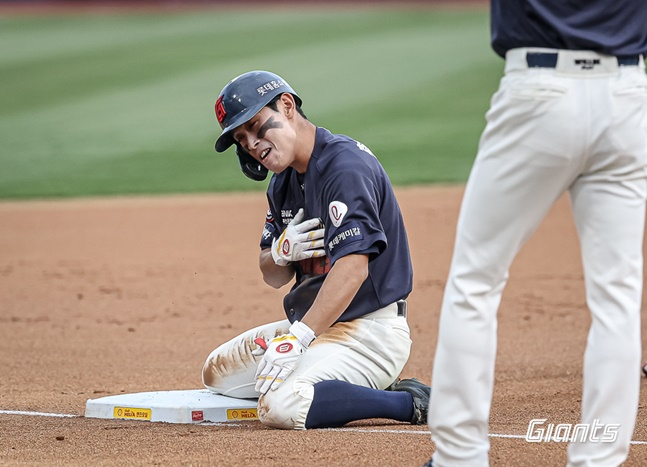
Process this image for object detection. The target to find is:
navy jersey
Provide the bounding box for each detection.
[491,0,647,58]
[260,127,413,323]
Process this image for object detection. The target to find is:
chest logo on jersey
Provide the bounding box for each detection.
[281,209,293,225]
[328,201,348,228]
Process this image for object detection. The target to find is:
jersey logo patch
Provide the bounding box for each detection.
[329,201,348,228]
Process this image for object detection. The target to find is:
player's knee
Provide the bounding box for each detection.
[257,382,313,430]
[257,396,302,430]
[201,357,223,393]
[201,352,258,399]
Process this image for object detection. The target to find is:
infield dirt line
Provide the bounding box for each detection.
[2,409,647,445]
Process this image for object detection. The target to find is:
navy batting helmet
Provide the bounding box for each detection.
[214,71,302,181]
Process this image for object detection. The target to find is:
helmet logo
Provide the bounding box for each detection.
[256,80,285,97]
[215,95,226,123]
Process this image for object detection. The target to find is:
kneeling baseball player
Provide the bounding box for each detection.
[202,70,430,430]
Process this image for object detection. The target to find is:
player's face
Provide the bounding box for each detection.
[232,99,298,174]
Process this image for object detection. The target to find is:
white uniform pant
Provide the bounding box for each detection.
[429,49,647,466]
[202,302,411,429]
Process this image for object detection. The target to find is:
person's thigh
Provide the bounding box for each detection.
[202,320,291,399]
[259,311,411,429]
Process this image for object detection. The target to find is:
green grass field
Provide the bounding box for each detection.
[0,5,502,199]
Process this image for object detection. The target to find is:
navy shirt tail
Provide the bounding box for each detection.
[491,0,647,58]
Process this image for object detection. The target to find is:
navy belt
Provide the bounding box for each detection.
[526,52,640,68]
[397,299,407,318]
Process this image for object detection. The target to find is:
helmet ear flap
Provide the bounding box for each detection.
[235,144,268,181]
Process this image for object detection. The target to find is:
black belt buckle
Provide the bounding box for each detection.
[397,300,407,318]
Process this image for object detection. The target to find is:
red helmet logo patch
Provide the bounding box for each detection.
[215,95,226,123]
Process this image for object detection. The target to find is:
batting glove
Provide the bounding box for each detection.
[254,321,316,394]
[271,208,325,266]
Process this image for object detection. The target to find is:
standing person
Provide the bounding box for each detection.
[426,1,647,466]
[202,70,430,430]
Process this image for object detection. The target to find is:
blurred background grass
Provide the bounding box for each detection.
[0,4,502,199]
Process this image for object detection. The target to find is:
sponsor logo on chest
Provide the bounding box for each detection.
[281,209,293,225]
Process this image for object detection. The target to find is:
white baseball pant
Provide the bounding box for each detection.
[202,302,411,429]
[429,48,647,466]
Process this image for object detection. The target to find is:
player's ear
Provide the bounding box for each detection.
[280,93,295,118]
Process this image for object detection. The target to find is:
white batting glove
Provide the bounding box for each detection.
[271,208,326,266]
[254,321,316,394]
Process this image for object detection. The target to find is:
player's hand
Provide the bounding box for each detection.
[254,321,316,394]
[271,208,325,266]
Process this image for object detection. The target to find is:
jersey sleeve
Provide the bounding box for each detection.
[260,207,277,250]
[321,168,387,265]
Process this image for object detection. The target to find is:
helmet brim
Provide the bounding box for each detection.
[214,101,267,153]
[214,132,234,153]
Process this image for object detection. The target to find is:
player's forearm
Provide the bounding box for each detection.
[259,248,295,288]
[301,253,368,336]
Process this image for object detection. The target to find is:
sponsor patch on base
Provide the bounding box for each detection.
[227,408,258,420]
[113,406,152,420]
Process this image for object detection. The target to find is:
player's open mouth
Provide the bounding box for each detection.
[260,148,270,160]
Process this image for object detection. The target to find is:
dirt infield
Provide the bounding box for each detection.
[1,185,646,466]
